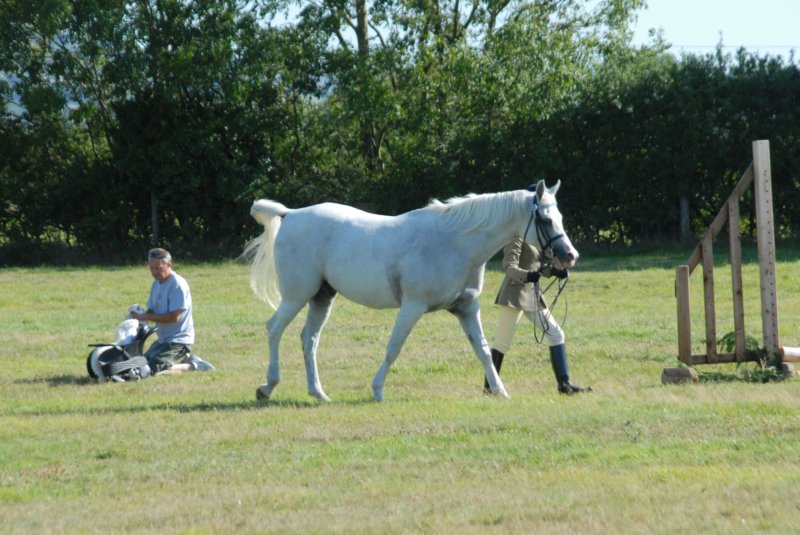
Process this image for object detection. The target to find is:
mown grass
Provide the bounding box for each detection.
[2,246,800,534]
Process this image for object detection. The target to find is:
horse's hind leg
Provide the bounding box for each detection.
[301,284,337,402]
[256,299,306,400]
[371,301,427,402]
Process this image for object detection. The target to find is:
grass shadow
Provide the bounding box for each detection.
[697,369,786,384]
[697,371,741,383]
[14,374,93,387]
[254,395,379,408]
[4,380,379,417]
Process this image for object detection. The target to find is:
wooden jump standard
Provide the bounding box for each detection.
[675,140,800,368]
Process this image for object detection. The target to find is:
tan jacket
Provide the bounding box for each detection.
[494,238,551,311]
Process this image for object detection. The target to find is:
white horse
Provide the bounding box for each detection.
[245,180,578,402]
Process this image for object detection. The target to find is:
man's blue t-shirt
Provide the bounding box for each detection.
[146,271,194,345]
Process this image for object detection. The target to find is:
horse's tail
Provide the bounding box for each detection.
[244,199,291,310]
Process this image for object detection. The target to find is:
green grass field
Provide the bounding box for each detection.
[3,247,800,534]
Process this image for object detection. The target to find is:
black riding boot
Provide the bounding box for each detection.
[483,348,505,393]
[549,344,591,395]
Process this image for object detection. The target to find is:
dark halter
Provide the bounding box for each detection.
[523,194,569,344]
[523,196,566,255]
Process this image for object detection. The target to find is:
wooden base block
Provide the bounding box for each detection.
[661,367,698,385]
[781,362,797,377]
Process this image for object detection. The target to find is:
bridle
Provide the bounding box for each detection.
[523,195,570,344]
[523,196,566,258]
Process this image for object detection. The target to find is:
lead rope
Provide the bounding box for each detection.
[532,274,569,345]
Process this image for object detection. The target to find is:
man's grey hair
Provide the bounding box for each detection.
[148,248,172,264]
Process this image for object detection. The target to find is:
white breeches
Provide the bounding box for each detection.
[492,304,565,353]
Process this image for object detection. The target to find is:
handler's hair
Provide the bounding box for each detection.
[148,248,172,264]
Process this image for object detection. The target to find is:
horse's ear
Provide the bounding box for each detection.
[535,180,546,198]
[548,180,561,196]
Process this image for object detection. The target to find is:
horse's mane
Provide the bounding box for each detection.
[424,190,530,232]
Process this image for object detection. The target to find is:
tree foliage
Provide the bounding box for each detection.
[531,48,800,244]
[1,0,289,260]
[1,0,799,263]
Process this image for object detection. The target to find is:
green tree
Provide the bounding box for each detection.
[1,0,293,260]
[524,46,800,246]
[293,0,646,212]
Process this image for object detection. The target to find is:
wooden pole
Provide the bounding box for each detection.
[727,197,746,362]
[701,234,717,363]
[685,164,753,274]
[676,265,692,364]
[752,140,780,360]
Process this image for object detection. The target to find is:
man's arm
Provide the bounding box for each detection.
[131,309,184,324]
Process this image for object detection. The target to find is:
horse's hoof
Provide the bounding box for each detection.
[492,388,511,399]
[372,389,384,402]
[310,391,332,402]
[256,385,271,400]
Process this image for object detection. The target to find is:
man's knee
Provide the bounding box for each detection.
[146,343,190,373]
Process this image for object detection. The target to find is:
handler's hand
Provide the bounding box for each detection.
[526,271,541,284]
[128,304,147,321]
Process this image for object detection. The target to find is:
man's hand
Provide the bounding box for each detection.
[526,271,541,284]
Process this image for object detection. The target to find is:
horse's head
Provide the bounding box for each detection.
[524,180,579,269]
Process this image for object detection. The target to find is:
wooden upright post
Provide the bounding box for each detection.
[701,234,717,363]
[752,140,780,360]
[727,197,746,362]
[676,265,691,364]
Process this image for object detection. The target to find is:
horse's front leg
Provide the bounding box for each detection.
[256,300,305,400]
[372,301,427,402]
[452,300,510,399]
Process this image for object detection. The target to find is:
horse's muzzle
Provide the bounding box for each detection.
[553,247,579,269]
